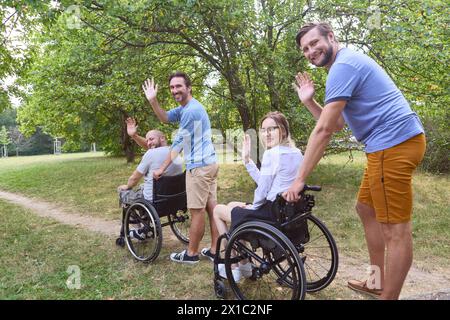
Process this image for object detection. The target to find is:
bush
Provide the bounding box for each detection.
[420,116,449,174]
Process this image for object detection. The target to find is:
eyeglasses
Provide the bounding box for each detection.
[259,126,279,134]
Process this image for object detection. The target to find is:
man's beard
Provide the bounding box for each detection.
[150,142,161,149]
[316,43,333,67]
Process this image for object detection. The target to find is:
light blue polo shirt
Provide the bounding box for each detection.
[167,98,217,170]
[325,48,424,153]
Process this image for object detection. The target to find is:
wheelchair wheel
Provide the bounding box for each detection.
[124,202,162,263]
[298,215,338,292]
[115,237,125,247]
[214,279,227,299]
[225,222,306,300]
[168,209,190,244]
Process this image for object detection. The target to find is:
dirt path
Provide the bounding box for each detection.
[1,189,449,299]
[0,189,120,236]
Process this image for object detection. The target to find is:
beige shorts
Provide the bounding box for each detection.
[186,163,219,209]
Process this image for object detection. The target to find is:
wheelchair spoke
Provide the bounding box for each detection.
[225,227,305,300]
[169,210,190,244]
[124,203,162,263]
[301,215,338,292]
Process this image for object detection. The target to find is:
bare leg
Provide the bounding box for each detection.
[355,201,385,289]
[213,203,246,269]
[187,208,205,256]
[380,221,413,300]
[206,199,219,254]
[213,204,233,237]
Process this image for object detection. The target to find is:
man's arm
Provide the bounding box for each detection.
[142,78,169,123]
[152,148,180,180]
[118,170,144,191]
[294,72,345,131]
[126,117,148,150]
[284,100,347,202]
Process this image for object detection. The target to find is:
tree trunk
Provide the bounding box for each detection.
[266,3,280,111]
[119,111,135,163]
[227,70,251,131]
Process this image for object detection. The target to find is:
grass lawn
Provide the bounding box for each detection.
[0,151,449,299]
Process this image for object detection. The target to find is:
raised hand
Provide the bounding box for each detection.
[142,78,158,102]
[126,117,138,138]
[242,133,251,163]
[293,72,315,104]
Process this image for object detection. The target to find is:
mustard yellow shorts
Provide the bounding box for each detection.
[357,134,426,224]
[186,163,219,209]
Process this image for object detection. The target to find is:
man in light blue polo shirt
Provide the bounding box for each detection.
[285,23,425,300]
[142,72,219,264]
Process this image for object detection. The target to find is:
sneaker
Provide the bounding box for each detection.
[201,247,215,262]
[218,264,241,282]
[129,228,146,241]
[170,250,199,265]
[238,262,253,278]
[348,279,382,298]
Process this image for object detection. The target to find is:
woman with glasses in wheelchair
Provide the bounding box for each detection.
[213,111,304,282]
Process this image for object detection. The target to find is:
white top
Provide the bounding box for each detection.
[245,145,303,209]
[137,146,183,201]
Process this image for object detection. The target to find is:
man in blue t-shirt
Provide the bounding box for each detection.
[285,22,426,300]
[141,71,219,264]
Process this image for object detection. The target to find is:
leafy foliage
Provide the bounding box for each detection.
[4,0,448,171]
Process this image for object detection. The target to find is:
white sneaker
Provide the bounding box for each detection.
[129,228,145,241]
[239,262,253,278]
[218,264,241,282]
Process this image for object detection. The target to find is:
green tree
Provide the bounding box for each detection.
[0,125,11,157]
[12,0,449,171]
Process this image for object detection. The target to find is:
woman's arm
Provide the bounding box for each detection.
[245,159,260,183]
[251,151,276,209]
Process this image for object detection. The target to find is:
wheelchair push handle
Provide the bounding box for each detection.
[303,185,322,192]
[277,184,321,203]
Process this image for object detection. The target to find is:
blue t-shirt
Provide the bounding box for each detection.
[325,48,424,153]
[167,98,217,170]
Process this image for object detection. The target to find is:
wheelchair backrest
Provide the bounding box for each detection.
[153,171,187,216]
[271,194,316,245]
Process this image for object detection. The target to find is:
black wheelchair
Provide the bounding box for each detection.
[213,185,338,300]
[115,172,190,263]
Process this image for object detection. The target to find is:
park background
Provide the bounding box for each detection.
[0,0,448,299]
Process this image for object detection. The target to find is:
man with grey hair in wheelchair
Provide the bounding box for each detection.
[117,117,182,240]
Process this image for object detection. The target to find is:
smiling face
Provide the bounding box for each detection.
[145,130,164,149]
[169,76,192,106]
[260,117,281,149]
[299,27,336,68]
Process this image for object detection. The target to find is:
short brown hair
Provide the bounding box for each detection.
[296,22,335,47]
[168,71,192,88]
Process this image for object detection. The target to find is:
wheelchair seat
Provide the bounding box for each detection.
[229,194,315,247]
[152,171,187,216]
